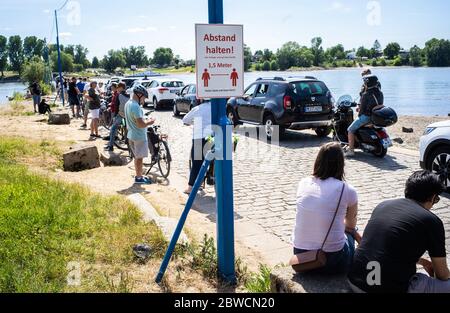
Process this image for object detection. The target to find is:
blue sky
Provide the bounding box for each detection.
[0,0,449,60]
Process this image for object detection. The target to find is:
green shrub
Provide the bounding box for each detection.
[393,56,403,66]
[73,64,84,73]
[41,83,52,96]
[371,59,378,67]
[380,58,387,66]
[262,61,271,71]
[245,264,272,293]
[255,63,262,71]
[11,91,25,101]
[270,60,279,71]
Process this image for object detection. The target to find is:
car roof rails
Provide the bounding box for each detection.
[287,75,318,80]
[256,77,286,81]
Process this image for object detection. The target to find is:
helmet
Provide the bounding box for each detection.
[132,84,148,98]
[363,74,380,89]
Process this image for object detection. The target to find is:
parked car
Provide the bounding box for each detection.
[127,79,153,106]
[226,76,335,139]
[121,77,141,89]
[147,79,185,110]
[419,120,450,191]
[173,84,203,116]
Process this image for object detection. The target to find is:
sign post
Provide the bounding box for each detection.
[195,0,243,283]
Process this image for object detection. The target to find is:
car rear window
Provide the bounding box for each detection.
[290,81,329,99]
[161,81,184,88]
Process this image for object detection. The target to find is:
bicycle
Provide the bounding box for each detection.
[145,125,172,179]
[188,135,238,188]
[99,100,112,130]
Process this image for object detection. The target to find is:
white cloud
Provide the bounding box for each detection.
[59,32,73,38]
[169,26,177,30]
[138,15,148,19]
[123,26,157,33]
[43,9,50,14]
[2,27,12,31]
[328,1,352,13]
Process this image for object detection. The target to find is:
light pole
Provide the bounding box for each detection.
[55,9,64,106]
[208,0,236,283]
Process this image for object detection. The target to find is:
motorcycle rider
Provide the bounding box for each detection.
[345,74,384,157]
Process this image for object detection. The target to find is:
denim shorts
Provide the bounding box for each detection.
[347,115,371,134]
[293,233,356,275]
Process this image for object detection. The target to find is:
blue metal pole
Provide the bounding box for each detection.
[55,10,65,107]
[208,0,236,283]
[155,154,213,284]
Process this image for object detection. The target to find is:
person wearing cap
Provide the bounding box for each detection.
[345,74,384,157]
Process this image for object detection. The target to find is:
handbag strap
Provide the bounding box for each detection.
[320,183,345,251]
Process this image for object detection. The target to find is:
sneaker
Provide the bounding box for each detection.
[345,149,355,157]
[102,136,110,141]
[104,145,114,152]
[80,124,87,129]
[89,134,97,140]
[135,177,153,185]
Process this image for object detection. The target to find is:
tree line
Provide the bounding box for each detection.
[249,37,450,71]
[1,34,449,80]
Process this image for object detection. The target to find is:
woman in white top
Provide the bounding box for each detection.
[292,142,362,274]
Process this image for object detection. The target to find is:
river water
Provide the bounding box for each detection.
[1,67,449,116]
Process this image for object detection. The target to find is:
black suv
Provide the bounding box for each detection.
[227,76,335,139]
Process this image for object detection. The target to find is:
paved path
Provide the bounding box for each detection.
[152,110,450,261]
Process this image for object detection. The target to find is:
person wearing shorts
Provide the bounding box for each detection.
[68,77,81,118]
[125,84,155,185]
[87,81,101,140]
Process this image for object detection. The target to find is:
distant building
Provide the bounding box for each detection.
[399,49,410,59]
[346,52,357,60]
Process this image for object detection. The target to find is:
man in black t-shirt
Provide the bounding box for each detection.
[68,77,81,118]
[348,171,450,293]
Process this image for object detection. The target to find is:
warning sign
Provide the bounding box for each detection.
[195,24,244,98]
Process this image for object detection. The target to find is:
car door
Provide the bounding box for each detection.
[236,83,257,121]
[179,85,191,112]
[250,83,270,121]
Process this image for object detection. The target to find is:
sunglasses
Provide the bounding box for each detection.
[433,195,440,204]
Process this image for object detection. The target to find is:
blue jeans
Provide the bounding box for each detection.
[32,95,41,106]
[347,114,371,134]
[108,115,123,148]
[293,233,356,275]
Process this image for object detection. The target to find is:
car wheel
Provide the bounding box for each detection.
[153,97,159,110]
[427,146,450,191]
[173,103,180,116]
[315,126,332,138]
[263,114,285,140]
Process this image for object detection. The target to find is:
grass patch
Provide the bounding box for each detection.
[0,100,35,117]
[0,137,167,292]
[152,66,195,74]
[0,137,63,170]
[245,264,272,293]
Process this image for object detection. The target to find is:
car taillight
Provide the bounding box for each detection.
[158,88,169,94]
[283,96,292,110]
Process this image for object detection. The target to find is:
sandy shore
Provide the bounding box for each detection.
[389,115,449,150]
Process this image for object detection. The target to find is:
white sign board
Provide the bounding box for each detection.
[195,24,244,98]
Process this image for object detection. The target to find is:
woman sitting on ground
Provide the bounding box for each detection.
[291,142,362,274]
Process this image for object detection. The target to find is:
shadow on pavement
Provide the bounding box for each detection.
[117,184,151,196]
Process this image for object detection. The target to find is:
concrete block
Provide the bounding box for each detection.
[270,266,352,293]
[63,145,100,172]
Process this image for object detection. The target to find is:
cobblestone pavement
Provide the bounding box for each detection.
[152,110,450,255]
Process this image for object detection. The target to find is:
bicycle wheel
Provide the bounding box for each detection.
[114,125,129,150]
[157,140,171,178]
[101,111,112,130]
